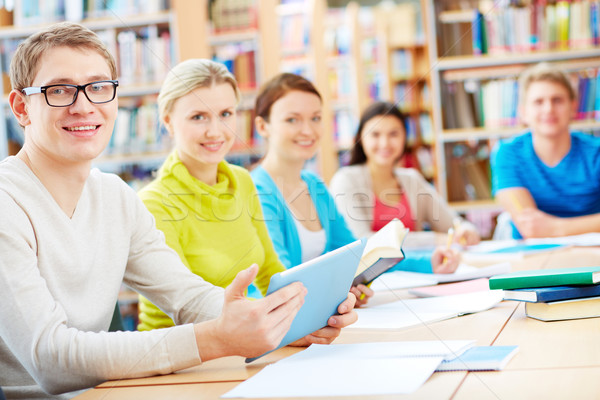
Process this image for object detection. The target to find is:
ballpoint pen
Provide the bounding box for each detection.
[442,227,455,264]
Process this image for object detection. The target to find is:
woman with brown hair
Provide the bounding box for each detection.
[330,101,480,244]
[251,75,460,306]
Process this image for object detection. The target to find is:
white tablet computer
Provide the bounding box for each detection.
[246,238,367,363]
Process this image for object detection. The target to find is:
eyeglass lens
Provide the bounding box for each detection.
[46,81,116,106]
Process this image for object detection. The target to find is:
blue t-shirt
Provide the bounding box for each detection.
[491,131,600,237]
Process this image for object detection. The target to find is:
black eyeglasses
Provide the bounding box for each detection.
[21,80,119,107]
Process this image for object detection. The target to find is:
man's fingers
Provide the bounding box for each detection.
[328,308,357,328]
[225,264,259,301]
[263,282,306,312]
[303,326,341,344]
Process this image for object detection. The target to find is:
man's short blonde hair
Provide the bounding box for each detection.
[519,62,576,105]
[157,59,240,121]
[10,21,117,91]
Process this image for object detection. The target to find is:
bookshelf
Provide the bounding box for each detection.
[421,0,600,211]
[205,0,279,165]
[0,1,219,182]
[276,0,339,182]
[366,3,435,182]
[324,2,362,152]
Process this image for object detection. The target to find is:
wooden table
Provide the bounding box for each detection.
[74,246,600,399]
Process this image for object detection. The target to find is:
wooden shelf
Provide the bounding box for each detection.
[440,120,600,143]
[208,29,259,45]
[438,9,475,24]
[450,199,502,213]
[94,150,171,167]
[435,49,600,71]
[118,83,163,98]
[443,56,600,82]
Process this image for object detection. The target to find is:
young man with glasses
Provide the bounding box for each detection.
[0,22,356,399]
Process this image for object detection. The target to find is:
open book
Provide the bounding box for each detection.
[353,219,409,287]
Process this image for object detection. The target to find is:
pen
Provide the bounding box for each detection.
[509,192,523,212]
[453,217,467,246]
[442,227,455,264]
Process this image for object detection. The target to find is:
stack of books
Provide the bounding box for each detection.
[489,267,600,322]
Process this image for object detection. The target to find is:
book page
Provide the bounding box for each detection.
[370,262,511,291]
[351,291,503,330]
[357,219,408,275]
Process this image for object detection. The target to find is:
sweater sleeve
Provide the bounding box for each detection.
[387,250,433,273]
[248,182,286,295]
[491,140,524,194]
[402,169,458,233]
[313,176,356,249]
[125,190,224,325]
[0,189,222,396]
[253,175,295,269]
[329,168,375,238]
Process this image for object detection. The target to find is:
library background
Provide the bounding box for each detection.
[1,0,599,327]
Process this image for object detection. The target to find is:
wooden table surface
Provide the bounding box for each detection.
[75,246,600,400]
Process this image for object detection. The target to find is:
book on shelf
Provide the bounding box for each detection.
[445,144,492,202]
[525,296,600,322]
[489,266,600,291]
[211,0,258,32]
[503,284,600,303]
[353,219,408,287]
[436,345,519,371]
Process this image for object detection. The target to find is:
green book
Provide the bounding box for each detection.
[489,267,600,290]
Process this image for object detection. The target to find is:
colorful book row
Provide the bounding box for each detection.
[107,105,257,157]
[115,26,173,86]
[471,0,600,56]
[213,43,258,91]
[10,0,168,27]
[442,69,600,129]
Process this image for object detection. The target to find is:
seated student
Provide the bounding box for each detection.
[491,62,600,239]
[0,23,355,399]
[137,59,338,327]
[329,101,480,245]
[251,74,460,305]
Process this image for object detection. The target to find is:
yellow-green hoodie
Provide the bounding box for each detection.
[137,151,285,331]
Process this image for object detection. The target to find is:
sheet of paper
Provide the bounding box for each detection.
[370,270,438,291]
[525,233,600,247]
[402,231,439,250]
[222,342,449,398]
[285,341,475,363]
[370,262,511,292]
[434,262,511,283]
[351,290,503,330]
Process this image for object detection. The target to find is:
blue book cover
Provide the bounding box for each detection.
[591,1,600,45]
[595,73,600,120]
[472,9,483,55]
[503,284,600,303]
[436,346,519,371]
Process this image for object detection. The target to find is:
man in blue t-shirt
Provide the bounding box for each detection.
[491,63,600,239]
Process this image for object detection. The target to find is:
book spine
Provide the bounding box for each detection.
[490,272,596,290]
[472,9,483,56]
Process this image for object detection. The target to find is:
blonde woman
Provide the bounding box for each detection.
[137,60,356,339]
